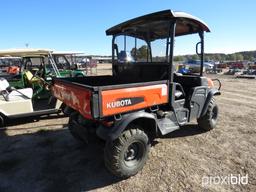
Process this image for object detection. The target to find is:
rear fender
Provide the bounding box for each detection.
[200,88,220,117]
[96,111,156,141]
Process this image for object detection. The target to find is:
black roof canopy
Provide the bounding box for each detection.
[106,10,210,41]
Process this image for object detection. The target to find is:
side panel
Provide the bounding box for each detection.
[189,86,208,120]
[52,81,92,119]
[101,84,168,117]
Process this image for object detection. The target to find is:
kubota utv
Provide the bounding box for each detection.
[52,10,221,178]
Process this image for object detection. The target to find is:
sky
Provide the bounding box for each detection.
[1,0,256,55]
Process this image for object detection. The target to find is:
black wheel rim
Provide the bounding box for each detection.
[124,141,144,167]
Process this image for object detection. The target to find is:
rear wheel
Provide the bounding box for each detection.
[197,97,219,131]
[104,124,150,178]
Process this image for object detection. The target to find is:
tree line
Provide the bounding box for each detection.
[122,44,255,63]
[174,50,256,62]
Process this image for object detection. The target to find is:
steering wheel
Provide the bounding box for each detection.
[33,64,45,78]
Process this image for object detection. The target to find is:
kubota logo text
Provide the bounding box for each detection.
[107,99,132,109]
[106,97,144,109]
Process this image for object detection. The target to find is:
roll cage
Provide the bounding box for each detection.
[106,10,210,79]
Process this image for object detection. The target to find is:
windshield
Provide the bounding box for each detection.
[114,35,168,63]
[22,56,59,77]
[53,55,70,70]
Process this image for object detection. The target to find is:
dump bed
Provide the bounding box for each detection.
[52,76,168,119]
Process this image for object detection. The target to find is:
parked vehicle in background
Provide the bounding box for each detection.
[0,77,63,126]
[248,64,256,70]
[52,52,86,77]
[0,49,60,89]
[52,10,221,178]
[225,68,242,75]
[0,57,21,76]
[74,57,90,71]
[184,59,214,73]
[226,61,244,69]
[235,69,256,79]
[0,49,71,126]
[0,49,87,88]
[177,64,191,74]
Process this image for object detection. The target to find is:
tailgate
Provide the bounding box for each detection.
[52,79,93,119]
[100,83,168,117]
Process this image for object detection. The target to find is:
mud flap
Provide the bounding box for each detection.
[69,114,89,143]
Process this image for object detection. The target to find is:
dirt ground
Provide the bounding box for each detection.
[0,64,255,192]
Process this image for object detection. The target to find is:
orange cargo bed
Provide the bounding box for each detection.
[52,76,169,119]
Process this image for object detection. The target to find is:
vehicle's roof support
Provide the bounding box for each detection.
[199,31,204,76]
[112,36,115,64]
[168,21,176,83]
[134,37,137,61]
[124,35,126,52]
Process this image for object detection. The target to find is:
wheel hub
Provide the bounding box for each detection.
[125,143,138,161]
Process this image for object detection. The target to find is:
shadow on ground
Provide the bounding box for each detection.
[0,124,207,192]
[0,129,121,192]
[161,124,207,139]
[2,114,67,129]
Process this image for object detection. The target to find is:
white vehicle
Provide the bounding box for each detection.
[0,49,67,126]
[0,78,63,126]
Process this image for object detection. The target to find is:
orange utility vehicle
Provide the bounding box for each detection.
[52,10,221,178]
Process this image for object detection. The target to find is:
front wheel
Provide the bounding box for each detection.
[104,124,150,178]
[197,97,219,131]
